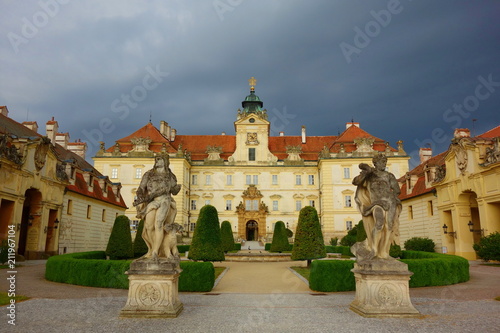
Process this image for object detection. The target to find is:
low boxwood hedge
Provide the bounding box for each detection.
[325,245,353,257]
[45,251,216,292]
[308,251,470,292]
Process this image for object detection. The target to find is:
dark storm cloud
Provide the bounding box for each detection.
[1,0,499,166]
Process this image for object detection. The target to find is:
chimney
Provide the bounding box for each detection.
[301,126,306,144]
[419,148,432,164]
[454,128,470,139]
[56,132,70,149]
[112,183,122,202]
[170,128,176,141]
[279,131,284,136]
[221,132,226,135]
[22,121,39,133]
[68,139,88,160]
[46,117,59,143]
[346,122,360,129]
[160,121,168,137]
[0,106,9,117]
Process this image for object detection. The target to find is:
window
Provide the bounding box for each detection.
[428,200,434,216]
[272,200,279,211]
[111,168,118,179]
[246,175,258,185]
[295,201,302,211]
[226,175,233,185]
[344,168,350,179]
[86,205,92,219]
[272,175,278,185]
[135,168,142,179]
[67,199,73,215]
[345,195,352,207]
[131,220,139,231]
[246,200,259,211]
[189,222,196,232]
[309,200,315,207]
[205,200,211,206]
[226,200,232,211]
[249,148,256,161]
[191,200,197,210]
[408,205,413,219]
[192,174,198,185]
[205,175,211,185]
[102,209,106,222]
[308,175,314,185]
[295,175,302,185]
[346,220,353,230]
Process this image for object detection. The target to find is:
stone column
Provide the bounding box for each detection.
[120,258,183,318]
[350,259,420,318]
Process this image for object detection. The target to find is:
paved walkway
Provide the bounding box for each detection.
[1,260,499,332]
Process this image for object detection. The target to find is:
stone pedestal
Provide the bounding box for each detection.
[350,258,420,318]
[120,258,183,318]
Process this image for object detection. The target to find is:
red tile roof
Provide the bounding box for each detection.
[66,173,127,208]
[478,125,500,138]
[107,122,176,153]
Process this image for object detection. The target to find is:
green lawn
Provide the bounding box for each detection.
[214,267,226,280]
[0,292,29,306]
[290,266,310,281]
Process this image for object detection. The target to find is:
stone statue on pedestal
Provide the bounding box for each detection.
[121,154,183,318]
[349,153,419,318]
[351,153,401,260]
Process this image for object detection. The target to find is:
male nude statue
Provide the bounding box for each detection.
[133,154,181,261]
[352,153,401,260]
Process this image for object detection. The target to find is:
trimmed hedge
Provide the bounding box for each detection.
[291,206,326,263]
[325,245,353,257]
[234,243,242,251]
[308,251,470,292]
[270,221,291,253]
[106,215,134,260]
[133,219,148,258]
[404,237,436,252]
[45,251,217,291]
[177,245,190,254]
[309,259,355,292]
[220,221,235,253]
[188,205,225,261]
[400,251,469,287]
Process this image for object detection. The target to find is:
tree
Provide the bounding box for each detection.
[188,205,225,261]
[220,221,235,253]
[291,206,326,267]
[133,219,148,258]
[473,232,500,262]
[106,215,133,260]
[270,221,290,253]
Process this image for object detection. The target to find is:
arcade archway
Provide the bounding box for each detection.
[246,220,258,241]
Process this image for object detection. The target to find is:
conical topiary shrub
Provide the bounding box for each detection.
[188,205,225,261]
[291,206,326,267]
[133,219,148,258]
[220,221,235,253]
[270,221,290,253]
[106,215,133,260]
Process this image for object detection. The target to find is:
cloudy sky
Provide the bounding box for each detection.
[1,0,499,167]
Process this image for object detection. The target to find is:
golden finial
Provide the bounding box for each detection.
[248,77,257,92]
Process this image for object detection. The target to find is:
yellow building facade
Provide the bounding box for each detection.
[93,82,409,243]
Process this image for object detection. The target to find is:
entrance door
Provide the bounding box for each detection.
[246,220,258,241]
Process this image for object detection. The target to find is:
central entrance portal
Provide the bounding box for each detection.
[246,220,258,241]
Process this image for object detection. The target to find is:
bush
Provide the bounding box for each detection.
[473,232,500,262]
[220,221,235,253]
[177,245,190,254]
[309,260,355,292]
[234,243,242,251]
[339,221,363,247]
[329,237,338,246]
[106,215,133,260]
[356,220,367,242]
[45,251,217,291]
[270,221,290,253]
[308,251,470,291]
[404,237,436,252]
[324,245,353,256]
[401,251,469,287]
[291,206,326,266]
[188,205,225,261]
[178,261,215,292]
[133,220,148,258]
[339,234,356,247]
[390,244,402,258]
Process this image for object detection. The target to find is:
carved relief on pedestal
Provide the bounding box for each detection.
[137,283,161,306]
